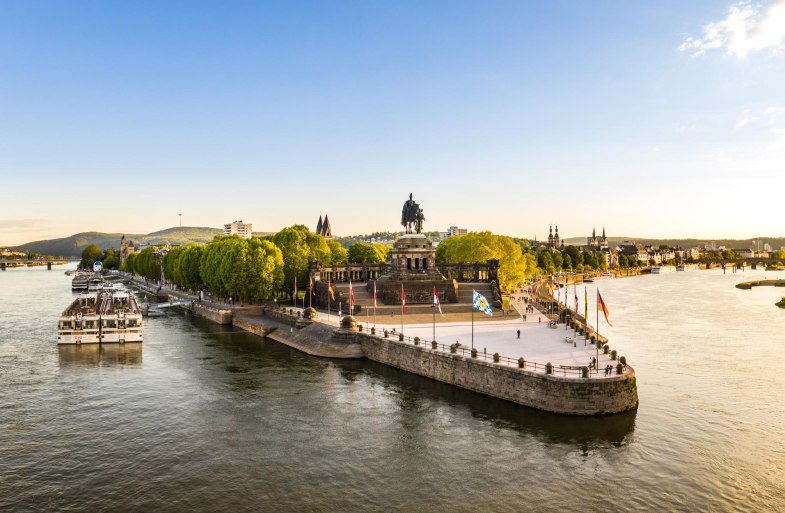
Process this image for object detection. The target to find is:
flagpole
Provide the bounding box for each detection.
[401,288,404,336]
[328,279,331,322]
[596,289,600,374]
[584,286,588,344]
[400,284,405,336]
[471,306,474,350]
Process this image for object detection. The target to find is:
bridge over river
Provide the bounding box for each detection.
[0,258,79,270]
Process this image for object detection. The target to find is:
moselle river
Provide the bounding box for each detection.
[1,264,784,512]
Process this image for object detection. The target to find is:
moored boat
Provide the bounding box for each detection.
[57,290,143,344]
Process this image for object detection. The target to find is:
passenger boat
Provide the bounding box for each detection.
[676,264,685,271]
[57,289,143,344]
[651,266,676,274]
[71,272,89,291]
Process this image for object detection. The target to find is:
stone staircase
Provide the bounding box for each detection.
[456,282,494,304]
[329,281,498,315]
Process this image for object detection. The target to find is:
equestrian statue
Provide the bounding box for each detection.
[401,193,425,234]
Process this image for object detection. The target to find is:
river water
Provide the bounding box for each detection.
[1,265,784,512]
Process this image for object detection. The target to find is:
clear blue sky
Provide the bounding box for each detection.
[2,0,784,245]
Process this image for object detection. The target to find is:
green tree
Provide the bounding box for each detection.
[536,249,555,275]
[162,246,187,286]
[272,225,330,299]
[80,244,102,269]
[122,252,137,274]
[101,248,121,270]
[180,245,205,292]
[245,238,285,300]
[562,245,583,267]
[348,241,387,264]
[327,240,349,265]
[436,232,532,291]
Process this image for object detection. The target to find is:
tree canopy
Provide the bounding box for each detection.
[348,241,389,264]
[79,244,102,269]
[272,225,331,299]
[436,232,536,292]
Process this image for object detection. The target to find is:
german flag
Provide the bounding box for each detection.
[328,280,335,301]
[597,290,612,327]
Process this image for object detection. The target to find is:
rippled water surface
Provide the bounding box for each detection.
[2,265,784,512]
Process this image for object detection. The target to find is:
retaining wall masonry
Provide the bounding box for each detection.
[358,333,638,415]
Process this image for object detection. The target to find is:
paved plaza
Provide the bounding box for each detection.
[369,293,623,379]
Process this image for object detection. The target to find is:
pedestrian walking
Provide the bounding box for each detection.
[538,316,541,324]
[517,329,520,339]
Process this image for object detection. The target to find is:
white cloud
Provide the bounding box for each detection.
[680,0,785,58]
[736,116,753,127]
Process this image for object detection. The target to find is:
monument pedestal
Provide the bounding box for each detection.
[372,233,457,305]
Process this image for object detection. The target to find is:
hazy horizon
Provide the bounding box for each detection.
[2,1,784,246]
[5,223,785,250]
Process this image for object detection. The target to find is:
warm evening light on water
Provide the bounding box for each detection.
[2,1,785,511]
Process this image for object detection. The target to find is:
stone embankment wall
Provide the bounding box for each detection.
[359,334,638,415]
[188,302,233,325]
[267,323,365,359]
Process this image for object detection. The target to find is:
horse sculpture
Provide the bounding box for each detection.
[401,193,424,234]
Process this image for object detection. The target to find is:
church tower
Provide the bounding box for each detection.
[315,214,332,240]
[321,214,332,239]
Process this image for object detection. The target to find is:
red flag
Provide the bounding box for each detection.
[349,279,355,306]
[574,285,578,312]
[433,286,444,317]
[401,284,406,313]
[328,279,335,301]
[597,290,612,327]
[294,276,298,299]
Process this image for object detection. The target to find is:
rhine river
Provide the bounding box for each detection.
[2,264,784,512]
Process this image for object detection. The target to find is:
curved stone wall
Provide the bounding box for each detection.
[359,334,638,416]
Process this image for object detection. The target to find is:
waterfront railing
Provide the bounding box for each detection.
[364,329,588,378]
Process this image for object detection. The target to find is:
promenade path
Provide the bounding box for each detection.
[372,289,622,378]
[126,276,623,378]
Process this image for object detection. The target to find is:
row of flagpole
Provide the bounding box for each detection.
[550,277,613,373]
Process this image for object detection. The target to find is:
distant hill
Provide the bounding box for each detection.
[13,227,225,257]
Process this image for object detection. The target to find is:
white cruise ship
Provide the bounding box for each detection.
[57,289,143,344]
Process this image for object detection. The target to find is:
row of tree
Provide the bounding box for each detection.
[121,225,392,303]
[115,227,628,302]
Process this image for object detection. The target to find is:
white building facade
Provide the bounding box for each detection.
[224,220,253,239]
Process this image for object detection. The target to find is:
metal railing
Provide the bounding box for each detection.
[362,328,588,378]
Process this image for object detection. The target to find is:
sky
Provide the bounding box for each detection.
[1,0,784,246]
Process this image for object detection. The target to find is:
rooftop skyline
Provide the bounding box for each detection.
[2,1,784,246]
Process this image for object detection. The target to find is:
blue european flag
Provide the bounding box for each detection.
[472,290,493,316]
